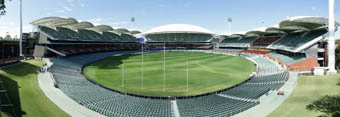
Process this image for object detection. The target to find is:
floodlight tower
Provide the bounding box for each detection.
[327,0,337,74]
[227,17,232,34]
[131,17,135,29]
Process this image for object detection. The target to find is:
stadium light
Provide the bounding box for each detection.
[227,17,232,34]
[19,0,23,57]
[327,0,337,74]
[131,17,135,29]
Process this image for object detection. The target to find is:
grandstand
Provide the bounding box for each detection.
[143,24,214,50]
[30,17,141,57]
[8,15,334,117]
[216,16,339,72]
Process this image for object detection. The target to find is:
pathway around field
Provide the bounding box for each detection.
[38,58,104,117]
[234,72,299,117]
[171,100,180,117]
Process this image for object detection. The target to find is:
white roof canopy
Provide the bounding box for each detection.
[115,28,130,34]
[87,25,114,32]
[143,24,214,35]
[63,21,94,31]
[130,30,141,35]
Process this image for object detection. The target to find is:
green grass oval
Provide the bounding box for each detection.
[84,52,255,96]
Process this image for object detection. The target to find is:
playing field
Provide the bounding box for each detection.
[84,52,255,96]
[0,60,69,117]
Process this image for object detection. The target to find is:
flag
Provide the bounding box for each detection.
[140,38,145,43]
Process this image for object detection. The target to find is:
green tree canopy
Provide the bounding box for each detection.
[0,0,5,15]
[0,0,10,16]
[306,95,340,117]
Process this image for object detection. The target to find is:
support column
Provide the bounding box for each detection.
[327,0,337,74]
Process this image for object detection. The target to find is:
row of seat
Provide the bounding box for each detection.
[40,26,138,42]
[47,50,289,117]
[218,28,327,52]
[145,33,213,42]
[267,28,327,51]
[220,36,258,48]
[51,44,140,55]
[267,52,307,65]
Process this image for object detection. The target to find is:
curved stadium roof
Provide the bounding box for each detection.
[279,16,340,30]
[86,25,114,32]
[31,17,141,34]
[115,28,130,34]
[30,17,64,24]
[30,17,78,27]
[265,27,286,34]
[245,27,267,36]
[143,24,215,35]
[63,21,95,31]
[130,30,142,35]
[239,16,340,36]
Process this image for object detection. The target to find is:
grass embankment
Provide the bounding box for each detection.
[0,59,69,117]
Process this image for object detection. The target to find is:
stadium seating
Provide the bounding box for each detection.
[251,36,281,47]
[177,95,258,117]
[149,45,211,50]
[145,33,213,42]
[48,44,140,55]
[120,33,138,42]
[39,26,66,40]
[268,28,327,51]
[267,52,306,65]
[102,32,121,42]
[220,36,258,48]
[78,29,105,41]
[56,27,81,40]
[241,49,271,54]
[38,25,141,43]
[216,48,244,52]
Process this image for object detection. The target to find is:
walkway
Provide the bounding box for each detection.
[234,72,298,117]
[38,58,104,117]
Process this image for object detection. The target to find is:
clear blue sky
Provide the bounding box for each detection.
[0,0,339,38]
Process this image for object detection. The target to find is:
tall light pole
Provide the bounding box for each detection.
[227,17,232,34]
[131,17,135,29]
[327,0,337,74]
[19,0,23,57]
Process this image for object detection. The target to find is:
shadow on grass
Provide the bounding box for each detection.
[306,80,340,117]
[86,52,214,70]
[0,62,40,117]
[0,74,25,117]
[1,62,40,77]
[86,54,141,70]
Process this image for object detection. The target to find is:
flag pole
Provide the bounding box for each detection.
[122,60,125,87]
[186,38,189,92]
[142,42,144,90]
[163,42,166,91]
